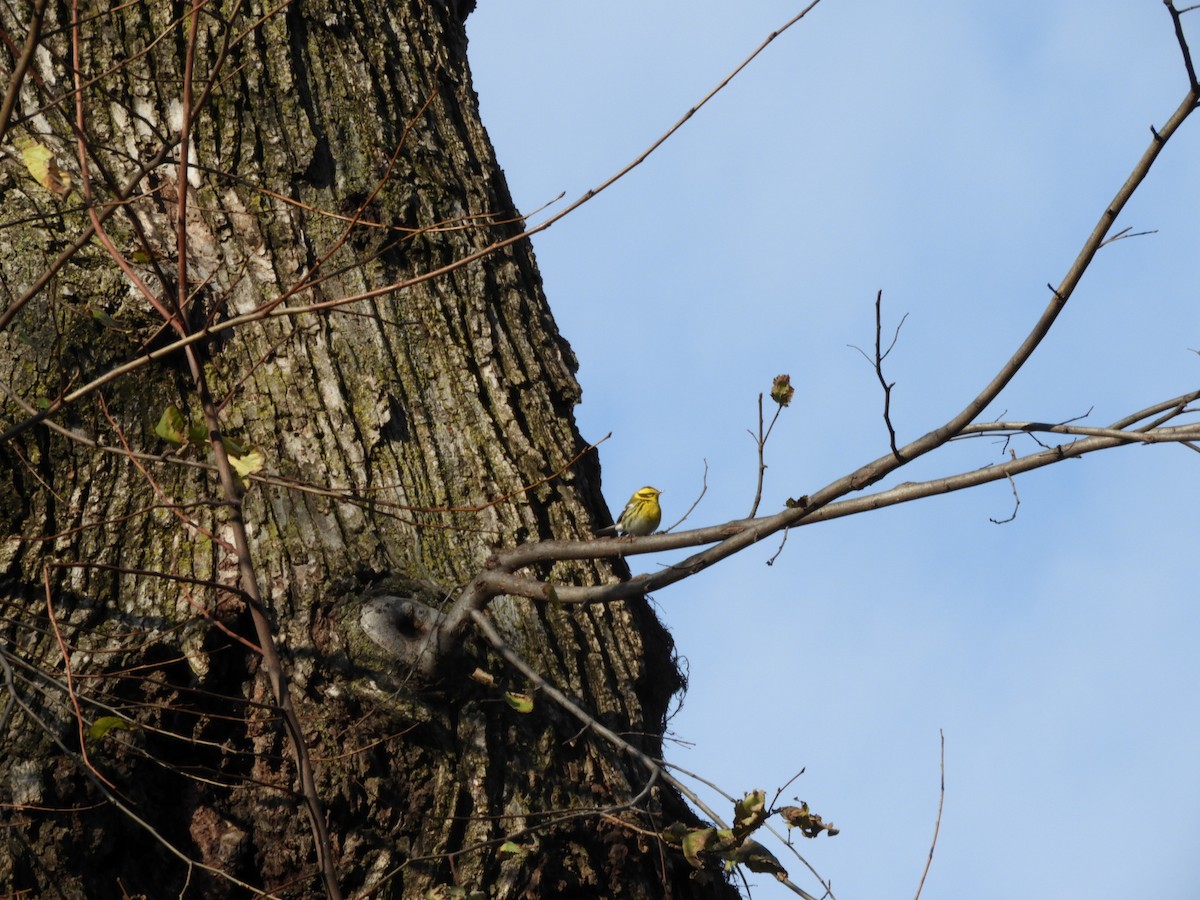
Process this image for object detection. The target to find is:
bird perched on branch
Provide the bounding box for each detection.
[596,486,663,537]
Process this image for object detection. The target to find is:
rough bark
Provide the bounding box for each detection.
[0,0,738,896]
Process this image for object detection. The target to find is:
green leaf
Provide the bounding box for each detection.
[661,822,690,845]
[729,839,788,879]
[86,716,135,741]
[498,841,527,857]
[504,691,534,714]
[680,826,717,869]
[154,405,189,445]
[90,307,120,328]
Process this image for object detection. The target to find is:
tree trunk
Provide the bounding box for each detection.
[0,0,737,896]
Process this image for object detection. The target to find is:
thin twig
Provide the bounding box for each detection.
[748,395,784,518]
[848,292,906,458]
[875,291,903,457]
[1098,225,1158,247]
[914,730,945,900]
[664,459,708,533]
[771,769,807,808]
[989,455,1021,524]
[749,393,766,517]
[765,526,790,566]
[957,419,1192,444]
[42,566,117,791]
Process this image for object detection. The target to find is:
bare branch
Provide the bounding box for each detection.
[962,421,1160,444]
[419,397,1200,633]
[1166,0,1200,93]
[848,292,906,457]
[0,0,49,145]
[875,292,904,457]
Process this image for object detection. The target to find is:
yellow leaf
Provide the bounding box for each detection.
[229,450,264,486]
[469,668,496,687]
[18,137,72,198]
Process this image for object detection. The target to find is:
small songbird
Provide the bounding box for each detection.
[596,486,663,537]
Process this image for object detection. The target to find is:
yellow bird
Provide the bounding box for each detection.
[596,486,663,537]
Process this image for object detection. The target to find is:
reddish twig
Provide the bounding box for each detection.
[42,566,118,791]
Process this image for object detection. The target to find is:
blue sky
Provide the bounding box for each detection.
[467,4,1200,898]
